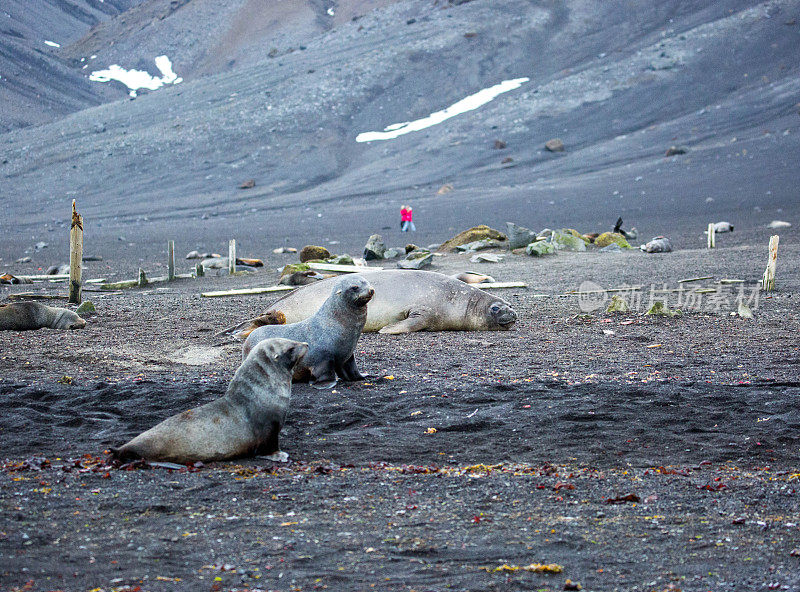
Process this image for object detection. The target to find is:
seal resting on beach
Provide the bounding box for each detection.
[230,270,517,336]
[0,301,86,331]
[243,275,374,388]
[111,338,308,464]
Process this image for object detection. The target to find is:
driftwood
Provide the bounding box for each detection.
[677,276,713,283]
[228,240,236,275]
[476,282,528,289]
[707,223,715,249]
[201,285,295,298]
[762,235,779,291]
[566,286,643,295]
[168,241,175,281]
[7,294,67,301]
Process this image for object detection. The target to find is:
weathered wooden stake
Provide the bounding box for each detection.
[138,268,148,287]
[707,223,715,249]
[228,239,236,275]
[68,200,83,304]
[167,240,175,281]
[195,263,204,277]
[762,235,779,291]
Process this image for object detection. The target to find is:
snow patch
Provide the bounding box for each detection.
[356,77,529,142]
[89,55,183,97]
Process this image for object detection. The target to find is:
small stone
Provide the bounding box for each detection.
[363,234,386,260]
[599,243,623,253]
[493,139,507,149]
[606,295,630,313]
[646,301,680,317]
[737,302,754,319]
[768,220,791,229]
[545,138,565,152]
[239,179,255,189]
[15,256,32,263]
[436,184,454,195]
[383,248,402,259]
[327,254,355,265]
[470,253,501,263]
[299,245,331,263]
[35,242,48,250]
[76,301,95,314]
[526,242,556,257]
[665,145,688,156]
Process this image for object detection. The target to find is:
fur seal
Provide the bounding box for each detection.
[228,270,517,336]
[242,275,374,388]
[0,301,86,331]
[111,338,308,463]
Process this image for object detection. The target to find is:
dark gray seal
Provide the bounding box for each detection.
[0,301,86,331]
[243,275,374,388]
[111,338,308,464]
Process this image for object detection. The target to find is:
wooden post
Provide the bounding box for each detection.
[228,239,236,275]
[762,235,779,291]
[138,268,147,287]
[68,200,83,304]
[195,263,204,277]
[167,240,175,281]
[707,223,715,249]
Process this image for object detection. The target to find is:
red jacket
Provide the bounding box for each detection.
[401,208,413,222]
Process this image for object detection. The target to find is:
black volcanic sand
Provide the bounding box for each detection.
[1,239,799,592]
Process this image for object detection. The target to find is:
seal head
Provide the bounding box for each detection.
[488,300,517,329]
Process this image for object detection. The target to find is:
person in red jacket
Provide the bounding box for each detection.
[401,205,416,232]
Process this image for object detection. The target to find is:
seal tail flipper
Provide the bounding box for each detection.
[213,311,287,343]
[613,217,623,233]
[378,310,431,334]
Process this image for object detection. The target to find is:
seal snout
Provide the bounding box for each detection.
[71,318,87,330]
[490,302,517,329]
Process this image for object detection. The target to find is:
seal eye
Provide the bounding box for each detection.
[349,285,359,292]
[490,304,500,313]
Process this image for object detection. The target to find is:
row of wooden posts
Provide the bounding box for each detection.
[66,201,782,305]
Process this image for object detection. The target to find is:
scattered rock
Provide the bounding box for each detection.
[82,255,104,262]
[606,295,630,313]
[273,247,298,254]
[501,156,514,164]
[737,301,754,319]
[549,229,587,252]
[470,253,501,263]
[16,256,32,263]
[545,138,565,152]
[646,301,680,317]
[437,184,454,195]
[280,263,311,278]
[34,242,48,251]
[46,264,70,275]
[76,301,96,314]
[665,145,688,156]
[383,248,403,259]
[768,220,791,229]
[506,222,539,250]
[595,232,631,249]
[299,245,331,263]
[599,243,623,253]
[455,238,502,253]
[363,234,387,260]
[439,225,506,252]
[493,139,507,149]
[239,179,255,189]
[526,242,556,257]
[640,236,672,253]
[327,254,355,266]
[397,251,433,269]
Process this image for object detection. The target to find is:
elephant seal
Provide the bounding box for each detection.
[228,270,517,336]
[279,270,328,286]
[111,338,308,464]
[0,301,86,331]
[242,275,374,388]
[452,271,495,284]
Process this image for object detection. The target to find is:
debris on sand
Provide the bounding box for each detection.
[238,179,255,189]
[604,493,640,504]
[768,220,791,229]
[364,234,387,260]
[439,225,506,252]
[595,232,631,249]
[455,238,503,253]
[641,236,673,253]
[299,245,332,262]
[437,183,454,194]
[665,145,688,156]
[471,253,502,263]
[545,138,565,152]
[646,301,681,317]
[484,562,563,574]
[606,295,630,313]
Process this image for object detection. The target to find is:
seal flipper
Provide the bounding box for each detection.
[378,308,432,334]
[337,354,366,381]
[310,359,338,389]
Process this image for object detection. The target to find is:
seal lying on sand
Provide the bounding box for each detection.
[111,338,308,464]
[232,270,517,336]
[0,302,86,331]
[243,275,374,388]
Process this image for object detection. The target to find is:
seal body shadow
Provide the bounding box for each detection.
[111,338,308,464]
[0,301,86,331]
[243,276,374,388]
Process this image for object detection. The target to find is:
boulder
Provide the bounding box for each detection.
[383,248,403,259]
[506,222,539,249]
[549,230,587,251]
[280,263,311,278]
[363,234,386,261]
[594,232,631,249]
[299,245,331,263]
[439,225,506,252]
[397,251,433,269]
[526,242,556,257]
[606,295,630,313]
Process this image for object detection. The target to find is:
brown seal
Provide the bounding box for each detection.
[243,275,374,388]
[0,301,86,331]
[111,338,308,464]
